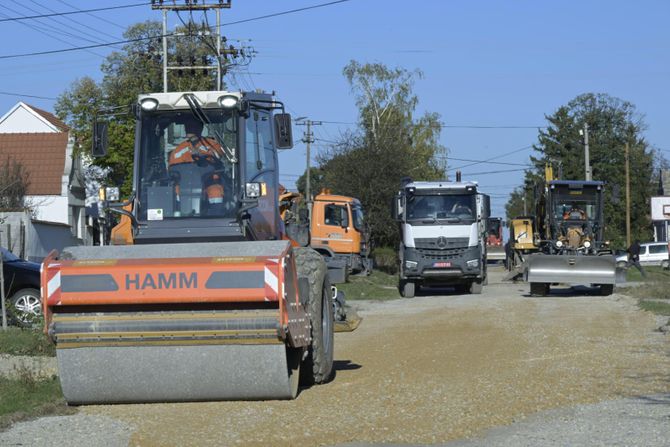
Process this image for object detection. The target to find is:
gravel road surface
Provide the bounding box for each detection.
[1,268,668,446]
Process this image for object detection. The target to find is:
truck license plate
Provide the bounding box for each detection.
[433,262,451,268]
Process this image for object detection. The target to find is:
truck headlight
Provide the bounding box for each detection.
[405,260,418,269]
[583,240,591,248]
[556,240,563,248]
[466,259,479,268]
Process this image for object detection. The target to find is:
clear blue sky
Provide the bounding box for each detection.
[0,0,668,217]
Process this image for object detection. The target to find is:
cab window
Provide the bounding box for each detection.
[324,204,349,227]
[245,110,276,177]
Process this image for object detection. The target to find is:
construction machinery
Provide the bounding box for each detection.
[524,166,616,296]
[41,90,346,404]
[393,178,490,297]
[503,216,540,279]
[280,189,372,280]
[485,217,505,262]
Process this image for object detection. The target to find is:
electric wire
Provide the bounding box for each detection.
[54,0,127,30]
[0,0,354,60]
[0,91,57,100]
[0,7,107,59]
[30,0,121,42]
[0,2,150,23]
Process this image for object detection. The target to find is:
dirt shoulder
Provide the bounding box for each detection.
[2,269,668,446]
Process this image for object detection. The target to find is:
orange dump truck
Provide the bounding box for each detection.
[280,190,372,281]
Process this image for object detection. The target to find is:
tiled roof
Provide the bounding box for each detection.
[0,133,68,195]
[26,104,70,132]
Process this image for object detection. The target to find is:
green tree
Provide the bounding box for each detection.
[316,61,446,248]
[56,20,219,196]
[509,93,658,247]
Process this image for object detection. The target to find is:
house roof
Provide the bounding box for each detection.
[0,133,69,195]
[27,104,69,132]
[0,102,69,133]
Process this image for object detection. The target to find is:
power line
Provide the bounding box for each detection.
[0,91,57,100]
[54,0,127,31]
[0,0,353,60]
[0,2,149,23]
[447,144,534,171]
[29,0,121,42]
[460,168,528,176]
[442,156,530,167]
[220,0,352,27]
[441,123,547,129]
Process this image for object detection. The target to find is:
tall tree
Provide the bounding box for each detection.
[316,61,446,248]
[56,20,219,196]
[509,93,657,246]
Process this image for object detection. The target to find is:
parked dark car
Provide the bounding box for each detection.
[1,247,41,326]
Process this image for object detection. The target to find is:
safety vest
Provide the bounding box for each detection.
[169,137,225,204]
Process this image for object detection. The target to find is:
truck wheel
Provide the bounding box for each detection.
[469,281,483,294]
[294,247,334,385]
[399,280,415,298]
[530,282,549,297]
[599,284,614,296]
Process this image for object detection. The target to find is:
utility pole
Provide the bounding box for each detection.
[625,142,631,247]
[152,0,232,92]
[295,119,322,206]
[581,123,592,181]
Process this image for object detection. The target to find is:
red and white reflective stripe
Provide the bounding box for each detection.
[264,258,280,301]
[46,269,61,303]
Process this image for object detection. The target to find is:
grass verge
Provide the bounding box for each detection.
[0,327,55,357]
[625,265,670,283]
[0,372,71,431]
[638,300,670,316]
[338,270,400,300]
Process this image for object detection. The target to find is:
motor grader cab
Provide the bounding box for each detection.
[524,179,616,296]
[41,90,347,404]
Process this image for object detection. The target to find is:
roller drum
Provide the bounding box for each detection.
[58,344,300,404]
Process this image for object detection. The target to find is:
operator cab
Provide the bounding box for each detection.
[95,90,293,244]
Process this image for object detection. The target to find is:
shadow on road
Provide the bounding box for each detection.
[333,360,362,372]
[522,285,609,298]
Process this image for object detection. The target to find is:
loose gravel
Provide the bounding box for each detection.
[1,268,668,446]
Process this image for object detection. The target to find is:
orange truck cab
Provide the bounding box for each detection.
[310,193,372,276]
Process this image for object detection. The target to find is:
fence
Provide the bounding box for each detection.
[0,212,81,262]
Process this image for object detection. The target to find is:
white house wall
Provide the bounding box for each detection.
[0,104,59,133]
[27,195,69,224]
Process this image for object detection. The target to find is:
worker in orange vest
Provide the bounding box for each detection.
[168,119,226,215]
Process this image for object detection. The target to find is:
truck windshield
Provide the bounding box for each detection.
[406,193,476,223]
[137,110,237,221]
[352,205,365,232]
